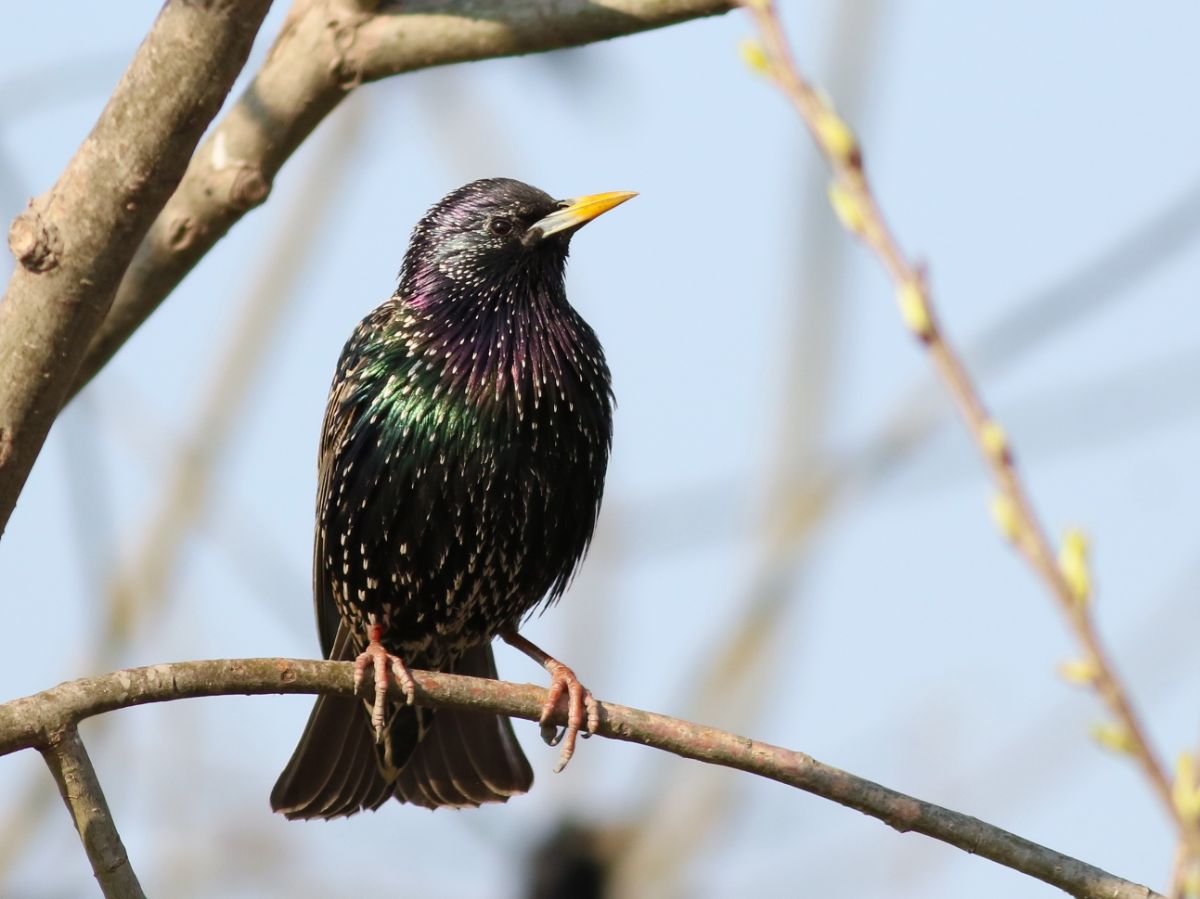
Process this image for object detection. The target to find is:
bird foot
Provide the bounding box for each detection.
[539,658,599,773]
[502,631,597,773]
[352,634,416,742]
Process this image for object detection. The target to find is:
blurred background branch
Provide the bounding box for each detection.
[93,95,368,672]
[610,3,882,892]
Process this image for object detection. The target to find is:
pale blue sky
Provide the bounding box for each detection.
[3,3,1200,897]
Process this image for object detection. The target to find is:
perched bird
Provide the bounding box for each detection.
[271,178,634,818]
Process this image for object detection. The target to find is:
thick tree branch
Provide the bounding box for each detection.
[355,0,737,80]
[0,0,272,537]
[0,659,1160,899]
[40,726,145,899]
[69,0,733,399]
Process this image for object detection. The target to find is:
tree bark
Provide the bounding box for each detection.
[0,0,274,536]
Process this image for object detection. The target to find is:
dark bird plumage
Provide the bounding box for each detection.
[271,178,632,819]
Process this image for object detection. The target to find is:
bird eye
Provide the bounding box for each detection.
[489,218,513,236]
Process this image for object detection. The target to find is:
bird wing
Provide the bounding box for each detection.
[312,306,394,658]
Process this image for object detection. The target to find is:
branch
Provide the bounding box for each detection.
[40,726,145,899]
[69,0,734,398]
[0,0,272,536]
[740,0,1196,862]
[0,659,1160,899]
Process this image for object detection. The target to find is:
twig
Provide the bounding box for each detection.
[40,726,145,899]
[0,659,1161,898]
[0,0,272,537]
[69,0,735,398]
[740,0,1196,860]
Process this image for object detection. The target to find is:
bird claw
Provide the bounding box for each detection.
[352,639,415,742]
[391,658,417,705]
[538,659,599,773]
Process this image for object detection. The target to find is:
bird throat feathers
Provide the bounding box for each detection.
[354,276,610,458]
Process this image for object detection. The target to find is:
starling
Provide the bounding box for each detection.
[271,178,634,818]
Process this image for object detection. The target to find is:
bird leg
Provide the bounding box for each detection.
[502,631,599,773]
[353,620,416,741]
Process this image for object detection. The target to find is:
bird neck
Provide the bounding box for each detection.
[368,267,611,444]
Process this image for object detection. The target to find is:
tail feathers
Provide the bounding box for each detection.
[270,625,398,820]
[269,692,395,819]
[270,628,532,819]
[395,645,533,809]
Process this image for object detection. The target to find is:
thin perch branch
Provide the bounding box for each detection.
[0,659,1160,899]
[740,0,1195,861]
[40,726,145,899]
[0,0,272,536]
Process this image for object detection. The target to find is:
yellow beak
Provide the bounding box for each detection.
[530,190,638,239]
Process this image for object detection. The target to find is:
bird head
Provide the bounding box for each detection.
[399,178,636,307]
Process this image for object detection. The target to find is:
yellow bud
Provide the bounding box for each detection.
[828,180,867,236]
[738,39,771,77]
[988,493,1021,544]
[1057,657,1099,686]
[1058,528,1091,606]
[1063,528,1089,557]
[814,109,859,167]
[979,420,1009,464]
[1174,754,1200,823]
[1185,868,1200,899]
[741,0,772,10]
[1090,721,1136,755]
[896,279,933,340]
